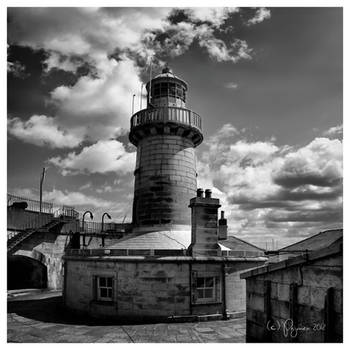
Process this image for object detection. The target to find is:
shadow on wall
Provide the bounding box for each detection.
[8,255,47,290]
[8,296,197,326]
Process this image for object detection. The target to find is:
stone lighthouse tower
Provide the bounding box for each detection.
[129,67,203,232]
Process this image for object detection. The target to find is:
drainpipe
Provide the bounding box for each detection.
[222,262,228,319]
[189,261,193,315]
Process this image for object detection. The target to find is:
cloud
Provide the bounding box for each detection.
[49,139,136,175]
[246,8,271,26]
[7,60,29,78]
[323,124,343,138]
[224,82,238,89]
[50,57,141,141]
[44,189,113,208]
[7,115,82,148]
[197,124,343,245]
[198,34,252,63]
[8,7,271,147]
[185,7,240,28]
[272,137,342,188]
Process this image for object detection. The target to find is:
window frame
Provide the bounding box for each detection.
[192,272,222,304]
[96,276,114,302]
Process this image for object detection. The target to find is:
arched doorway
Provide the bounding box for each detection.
[8,255,47,290]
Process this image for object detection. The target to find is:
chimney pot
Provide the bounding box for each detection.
[205,189,212,198]
[197,188,204,198]
[221,211,225,219]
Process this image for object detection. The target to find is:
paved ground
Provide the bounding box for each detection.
[7,291,246,343]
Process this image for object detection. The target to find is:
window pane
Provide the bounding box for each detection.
[197,289,204,299]
[169,83,175,96]
[99,277,106,287]
[100,288,107,297]
[204,289,213,298]
[197,277,205,288]
[107,278,113,287]
[206,278,214,287]
[107,289,112,298]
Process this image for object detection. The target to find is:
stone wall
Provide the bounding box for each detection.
[63,257,266,320]
[225,262,263,315]
[7,207,53,230]
[64,259,191,319]
[13,232,70,289]
[242,249,343,342]
[132,134,197,228]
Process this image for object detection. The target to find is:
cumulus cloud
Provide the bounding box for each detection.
[323,124,343,138]
[8,7,271,147]
[246,7,271,26]
[49,139,136,175]
[8,115,82,148]
[272,137,342,189]
[185,7,240,28]
[197,124,343,246]
[50,57,141,140]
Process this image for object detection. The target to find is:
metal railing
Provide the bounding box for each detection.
[78,221,132,234]
[131,106,202,131]
[54,206,79,219]
[7,193,53,214]
[66,248,187,257]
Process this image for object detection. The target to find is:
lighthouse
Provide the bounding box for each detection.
[129,67,203,232]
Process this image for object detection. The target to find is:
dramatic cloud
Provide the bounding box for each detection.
[7,7,271,147]
[49,139,136,175]
[272,137,342,189]
[197,124,343,246]
[8,115,82,148]
[50,57,141,140]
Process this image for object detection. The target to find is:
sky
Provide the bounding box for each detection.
[7,7,343,248]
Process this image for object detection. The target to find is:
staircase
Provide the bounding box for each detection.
[7,209,78,254]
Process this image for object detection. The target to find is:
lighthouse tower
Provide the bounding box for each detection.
[129,67,203,232]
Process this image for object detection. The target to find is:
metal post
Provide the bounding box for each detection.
[101,212,111,233]
[140,83,144,110]
[101,212,111,248]
[82,211,93,248]
[132,94,136,115]
[39,167,46,214]
[148,58,152,106]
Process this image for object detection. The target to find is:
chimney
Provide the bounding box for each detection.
[218,211,228,240]
[188,188,221,257]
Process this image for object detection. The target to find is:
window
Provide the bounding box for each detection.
[96,276,113,301]
[160,83,168,96]
[197,277,215,301]
[192,273,221,304]
[169,83,176,97]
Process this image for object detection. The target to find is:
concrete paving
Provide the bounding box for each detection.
[7,291,246,343]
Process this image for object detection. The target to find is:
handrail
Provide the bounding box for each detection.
[7,193,53,214]
[131,106,202,131]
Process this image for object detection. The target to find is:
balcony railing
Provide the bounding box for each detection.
[131,106,202,131]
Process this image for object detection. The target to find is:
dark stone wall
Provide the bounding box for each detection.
[244,253,343,342]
